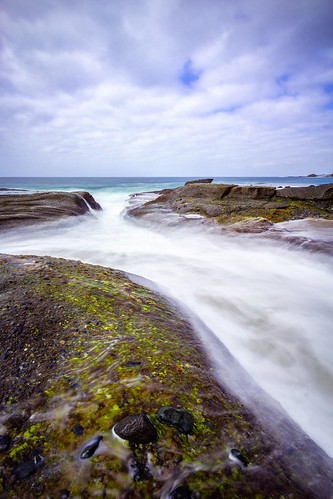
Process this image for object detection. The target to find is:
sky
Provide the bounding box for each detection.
[0,0,333,177]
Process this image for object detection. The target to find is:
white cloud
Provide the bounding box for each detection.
[0,0,332,176]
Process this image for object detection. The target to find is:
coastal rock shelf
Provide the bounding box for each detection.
[0,190,102,230]
[126,182,333,230]
[0,254,332,497]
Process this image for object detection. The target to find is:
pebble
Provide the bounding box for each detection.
[114,414,157,444]
[0,435,11,451]
[80,435,103,459]
[157,407,194,434]
[229,448,248,467]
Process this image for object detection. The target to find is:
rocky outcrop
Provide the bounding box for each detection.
[0,190,102,230]
[1,254,332,497]
[184,178,214,185]
[127,183,333,230]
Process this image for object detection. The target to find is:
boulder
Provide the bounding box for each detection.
[0,190,102,231]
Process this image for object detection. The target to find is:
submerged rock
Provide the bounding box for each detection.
[157,407,194,434]
[0,435,11,451]
[114,414,157,444]
[229,448,248,467]
[79,435,103,459]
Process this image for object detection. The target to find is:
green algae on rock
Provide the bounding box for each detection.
[126,182,333,231]
[0,254,332,498]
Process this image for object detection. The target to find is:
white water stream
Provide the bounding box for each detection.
[1,190,333,457]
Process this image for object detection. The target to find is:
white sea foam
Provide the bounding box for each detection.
[1,189,333,457]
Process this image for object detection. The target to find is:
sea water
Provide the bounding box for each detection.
[1,177,333,458]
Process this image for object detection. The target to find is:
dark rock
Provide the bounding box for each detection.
[157,407,194,434]
[80,435,103,459]
[72,424,84,436]
[60,490,71,499]
[169,485,194,498]
[185,178,213,185]
[125,360,142,367]
[229,448,248,467]
[13,454,43,480]
[0,190,102,231]
[0,435,11,451]
[114,414,157,444]
[128,457,152,481]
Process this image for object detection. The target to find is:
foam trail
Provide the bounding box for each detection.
[1,190,333,457]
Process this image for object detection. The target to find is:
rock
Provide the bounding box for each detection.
[185,178,213,185]
[59,490,71,499]
[72,424,84,436]
[113,414,157,444]
[229,448,248,467]
[125,360,142,367]
[169,485,194,498]
[13,454,43,480]
[126,182,333,229]
[157,407,194,434]
[0,434,11,451]
[80,435,103,459]
[0,190,102,231]
[128,457,152,481]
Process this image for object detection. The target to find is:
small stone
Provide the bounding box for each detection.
[72,424,84,436]
[114,414,157,444]
[125,360,142,367]
[157,407,194,434]
[0,435,11,451]
[229,448,248,467]
[169,485,193,498]
[80,435,103,459]
[60,489,70,499]
[13,451,43,480]
[128,457,151,482]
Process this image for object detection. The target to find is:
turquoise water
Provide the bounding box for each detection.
[1,175,332,193]
[1,176,333,457]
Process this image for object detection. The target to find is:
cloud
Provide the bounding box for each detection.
[0,0,332,176]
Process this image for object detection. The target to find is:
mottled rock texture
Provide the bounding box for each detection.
[128,183,333,228]
[0,254,332,498]
[0,190,102,230]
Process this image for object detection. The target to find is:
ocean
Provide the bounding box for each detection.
[1,176,333,458]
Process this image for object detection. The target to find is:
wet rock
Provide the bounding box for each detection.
[157,407,194,434]
[0,190,102,231]
[13,454,43,480]
[229,448,248,467]
[0,435,11,451]
[169,485,194,498]
[59,489,71,498]
[128,457,152,482]
[72,423,84,436]
[114,414,157,444]
[126,360,142,367]
[80,435,103,459]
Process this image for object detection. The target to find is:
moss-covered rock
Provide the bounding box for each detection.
[126,182,333,231]
[0,254,332,498]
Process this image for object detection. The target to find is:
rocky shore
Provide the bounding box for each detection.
[0,190,102,231]
[0,254,332,498]
[126,182,333,231]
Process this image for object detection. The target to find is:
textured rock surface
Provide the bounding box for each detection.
[0,254,332,498]
[0,190,102,230]
[127,182,333,230]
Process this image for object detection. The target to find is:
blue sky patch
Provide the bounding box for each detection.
[323,83,333,94]
[180,60,201,87]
